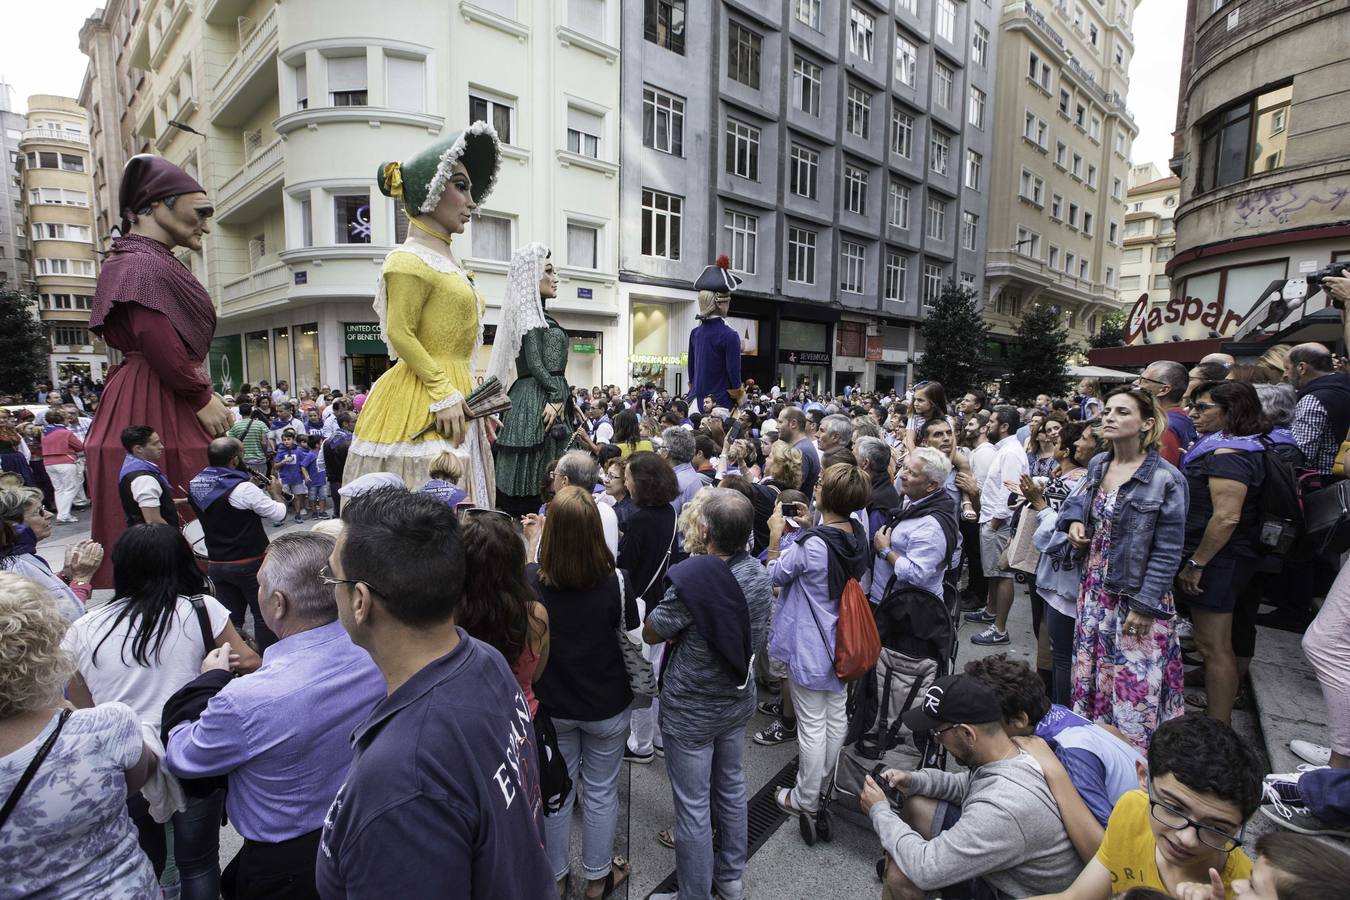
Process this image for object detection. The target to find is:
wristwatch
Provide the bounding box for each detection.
[1184,558,1206,571]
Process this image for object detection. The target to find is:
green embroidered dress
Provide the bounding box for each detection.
[494,315,578,500]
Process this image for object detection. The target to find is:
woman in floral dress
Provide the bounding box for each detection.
[1060,387,1188,750]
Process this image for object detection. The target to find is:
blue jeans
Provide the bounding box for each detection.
[174,790,225,900]
[544,710,631,881]
[1300,767,1350,827]
[1045,604,1076,707]
[662,724,749,900]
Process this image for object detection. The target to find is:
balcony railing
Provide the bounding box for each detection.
[20,127,88,146]
[216,136,283,216]
[212,5,278,116]
[221,262,288,304]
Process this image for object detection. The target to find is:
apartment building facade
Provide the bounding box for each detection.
[1156,0,1350,354]
[983,0,1138,369]
[0,84,28,290]
[620,0,999,396]
[81,0,624,395]
[18,96,106,384]
[1113,162,1178,339]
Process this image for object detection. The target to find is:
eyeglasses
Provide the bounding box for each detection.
[1147,780,1244,852]
[1133,375,1168,389]
[1185,401,1218,413]
[930,724,959,740]
[318,563,387,598]
[457,506,515,524]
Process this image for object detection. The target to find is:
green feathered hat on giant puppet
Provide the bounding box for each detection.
[376,120,502,214]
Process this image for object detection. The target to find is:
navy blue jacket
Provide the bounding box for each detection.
[686,317,741,407]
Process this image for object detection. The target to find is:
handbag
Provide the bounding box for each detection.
[532,708,573,816]
[1005,506,1042,575]
[1302,478,1350,554]
[806,541,882,683]
[615,571,659,703]
[0,709,72,830]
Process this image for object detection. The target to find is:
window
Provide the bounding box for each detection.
[1086,164,1098,188]
[936,0,956,41]
[645,0,686,54]
[1108,221,1119,243]
[1115,44,1126,69]
[787,226,816,284]
[888,180,911,228]
[1059,88,1071,116]
[249,233,267,267]
[884,252,907,302]
[968,87,985,128]
[794,0,821,29]
[895,36,917,86]
[1027,51,1050,90]
[1019,169,1044,206]
[1083,212,1094,236]
[1075,103,1086,128]
[725,119,760,180]
[59,154,85,172]
[1055,141,1067,168]
[28,187,88,206]
[1114,131,1128,156]
[846,84,871,138]
[1156,245,1175,263]
[641,189,683,259]
[923,263,943,309]
[840,241,866,293]
[789,144,819,199]
[1015,227,1040,259]
[327,55,367,106]
[334,193,371,245]
[1152,274,1170,290]
[897,0,918,12]
[1072,153,1083,179]
[1079,258,1089,280]
[934,63,954,109]
[1050,194,1063,219]
[891,109,914,158]
[973,23,989,66]
[793,56,822,115]
[469,93,513,145]
[723,211,758,274]
[386,55,426,113]
[300,197,314,247]
[32,223,92,241]
[391,202,406,244]
[1068,202,1080,227]
[1111,177,1122,200]
[567,223,598,269]
[1198,85,1292,191]
[53,326,91,346]
[1089,116,1101,142]
[1118,274,1141,291]
[1089,22,1099,47]
[1161,217,1174,234]
[843,164,868,215]
[964,150,982,190]
[930,131,950,176]
[1065,250,1076,274]
[566,107,602,159]
[728,23,762,89]
[471,213,512,261]
[926,197,947,241]
[1048,245,1060,270]
[848,7,875,61]
[642,86,685,156]
[293,63,308,110]
[1124,219,1148,238]
[961,211,978,251]
[1122,247,1144,264]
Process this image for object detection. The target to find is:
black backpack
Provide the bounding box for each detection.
[1256,437,1303,557]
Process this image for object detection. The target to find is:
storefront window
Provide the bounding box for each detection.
[294,323,321,391]
[245,330,271,385]
[273,327,292,391]
[631,301,678,388]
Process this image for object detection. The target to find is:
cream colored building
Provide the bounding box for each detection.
[1115,162,1178,324]
[983,0,1138,367]
[19,96,106,383]
[81,0,623,395]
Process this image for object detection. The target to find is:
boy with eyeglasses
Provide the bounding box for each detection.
[1028,714,1261,900]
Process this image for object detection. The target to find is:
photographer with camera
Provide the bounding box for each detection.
[187,436,288,649]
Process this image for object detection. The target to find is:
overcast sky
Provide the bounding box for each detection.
[3,0,1187,172]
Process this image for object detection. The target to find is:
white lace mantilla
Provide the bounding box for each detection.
[485,242,550,388]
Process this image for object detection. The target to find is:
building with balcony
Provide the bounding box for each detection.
[80,0,624,396]
[983,0,1138,373]
[19,96,106,384]
[1111,163,1179,343]
[0,83,29,289]
[1149,0,1350,358]
[620,0,999,396]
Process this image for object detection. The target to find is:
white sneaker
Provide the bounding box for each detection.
[1290,740,1332,767]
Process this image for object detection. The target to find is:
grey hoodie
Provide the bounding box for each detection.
[867,751,1079,898]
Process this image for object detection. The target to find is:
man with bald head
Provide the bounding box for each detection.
[1286,342,1350,475]
[188,436,290,648]
[1133,360,1196,465]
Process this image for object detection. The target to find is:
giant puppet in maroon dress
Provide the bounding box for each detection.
[86,156,221,586]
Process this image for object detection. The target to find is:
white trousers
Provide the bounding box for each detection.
[47,463,80,520]
[788,679,847,813]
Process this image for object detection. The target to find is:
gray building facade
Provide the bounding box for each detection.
[0,84,30,290]
[618,0,998,395]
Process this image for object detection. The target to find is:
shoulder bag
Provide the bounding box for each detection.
[614,571,659,704]
[0,709,72,830]
[186,595,214,656]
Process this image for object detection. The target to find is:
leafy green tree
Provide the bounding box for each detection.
[916,280,990,394]
[1004,302,1077,403]
[0,290,50,399]
[1089,311,1126,349]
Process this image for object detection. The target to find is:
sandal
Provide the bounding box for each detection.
[585,856,630,900]
[775,788,818,846]
[657,827,674,849]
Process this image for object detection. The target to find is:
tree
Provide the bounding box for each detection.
[1004,302,1077,403]
[0,289,50,398]
[1089,311,1126,348]
[916,280,990,394]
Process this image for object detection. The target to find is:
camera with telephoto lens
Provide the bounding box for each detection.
[1308,262,1350,310]
[246,466,293,505]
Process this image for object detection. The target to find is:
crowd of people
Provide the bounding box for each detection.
[3,340,1350,899]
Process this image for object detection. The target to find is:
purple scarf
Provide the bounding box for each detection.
[188,466,250,509]
[1182,431,1264,468]
[664,552,753,686]
[119,455,173,494]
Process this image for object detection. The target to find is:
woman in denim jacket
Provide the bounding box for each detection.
[1058,387,1189,751]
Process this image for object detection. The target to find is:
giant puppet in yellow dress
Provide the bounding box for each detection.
[344,123,501,504]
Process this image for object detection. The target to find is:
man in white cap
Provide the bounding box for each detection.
[687,255,744,411]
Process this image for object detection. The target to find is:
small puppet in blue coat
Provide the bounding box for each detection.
[687,255,745,411]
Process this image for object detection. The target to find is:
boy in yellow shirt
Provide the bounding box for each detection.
[1031,715,1261,900]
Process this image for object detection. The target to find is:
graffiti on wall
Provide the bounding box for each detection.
[1234,186,1350,228]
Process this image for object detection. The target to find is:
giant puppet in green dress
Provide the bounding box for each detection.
[490,242,579,516]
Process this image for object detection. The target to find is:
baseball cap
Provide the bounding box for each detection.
[901,674,1003,733]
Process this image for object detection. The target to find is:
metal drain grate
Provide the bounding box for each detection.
[645,757,800,898]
